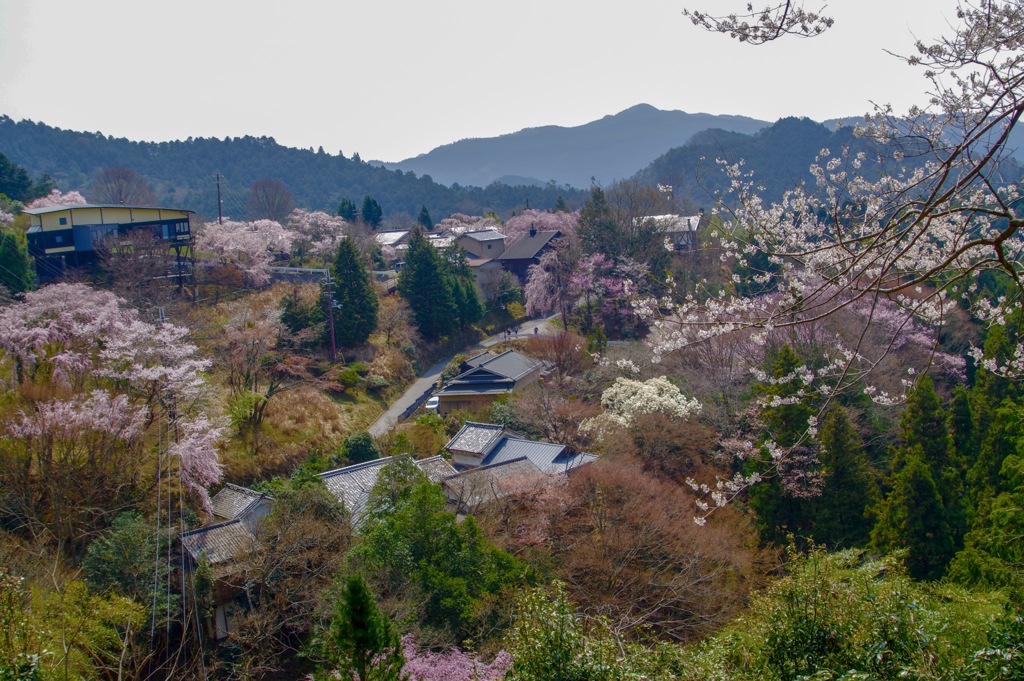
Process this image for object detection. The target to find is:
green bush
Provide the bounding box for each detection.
[337,367,362,389]
[679,546,1008,681]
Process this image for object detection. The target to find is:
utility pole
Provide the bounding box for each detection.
[216,174,223,225]
[324,271,337,361]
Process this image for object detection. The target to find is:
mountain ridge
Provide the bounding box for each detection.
[381,104,770,188]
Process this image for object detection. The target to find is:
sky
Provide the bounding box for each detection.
[0,0,960,163]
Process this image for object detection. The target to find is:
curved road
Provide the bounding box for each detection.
[366,314,559,438]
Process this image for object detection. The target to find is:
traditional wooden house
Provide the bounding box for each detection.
[497,228,561,282]
[24,204,193,280]
[457,229,507,259]
[179,485,273,640]
[442,422,597,512]
[434,350,549,416]
[318,455,456,527]
[637,214,702,251]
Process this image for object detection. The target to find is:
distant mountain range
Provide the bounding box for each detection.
[3,104,1022,221]
[380,104,770,189]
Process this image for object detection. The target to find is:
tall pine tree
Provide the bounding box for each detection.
[871,451,955,580]
[320,573,404,681]
[329,239,378,348]
[749,344,818,544]
[398,229,457,341]
[809,406,877,548]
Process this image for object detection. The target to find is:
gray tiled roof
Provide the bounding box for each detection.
[444,457,546,509]
[475,350,544,381]
[319,455,457,525]
[446,422,506,454]
[455,350,544,381]
[210,484,267,521]
[375,230,409,246]
[462,229,506,242]
[498,230,560,261]
[480,436,598,474]
[180,519,256,568]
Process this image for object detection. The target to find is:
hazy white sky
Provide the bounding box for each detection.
[0,0,959,162]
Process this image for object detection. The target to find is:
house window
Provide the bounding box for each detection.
[487,244,492,249]
[59,217,68,225]
[54,235,63,244]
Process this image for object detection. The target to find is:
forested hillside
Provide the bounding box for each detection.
[642,116,1024,209]
[0,116,584,220]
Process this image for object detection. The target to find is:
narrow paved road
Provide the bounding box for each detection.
[366,314,559,438]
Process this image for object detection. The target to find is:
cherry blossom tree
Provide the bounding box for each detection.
[24,189,87,208]
[635,0,1024,514]
[197,218,292,286]
[286,208,349,264]
[0,283,223,549]
[401,635,511,681]
[684,0,833,44]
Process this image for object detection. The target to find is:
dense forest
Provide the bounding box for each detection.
[0,116,585,221]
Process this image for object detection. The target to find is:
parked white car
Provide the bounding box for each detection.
[424,395,440,413]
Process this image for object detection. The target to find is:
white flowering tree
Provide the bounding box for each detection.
[581,375,702,441]
[636,1,1024,513]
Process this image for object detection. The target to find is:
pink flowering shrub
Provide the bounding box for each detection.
[401,635,511,681]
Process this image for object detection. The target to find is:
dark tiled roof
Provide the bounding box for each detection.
[446,422,506,454]
[498,230,560,261]
[319,455,457,525]
[180,520,256,568]
[211,484,267,521]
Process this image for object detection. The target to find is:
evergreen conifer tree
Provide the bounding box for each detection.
[896,376,951,473]
[0,229,34,294]
[361,195,383,229]
[416,205,432,230]
[320,573,404,681]
[749,344,817,544]
[397,230,457,341]
[810,407,877,548]
[329,239,378,347]
[948,385,979,472]
[338,198,358,222]
[967,400,1022,513]
[577,186,622,259]
[871,450,955,580]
